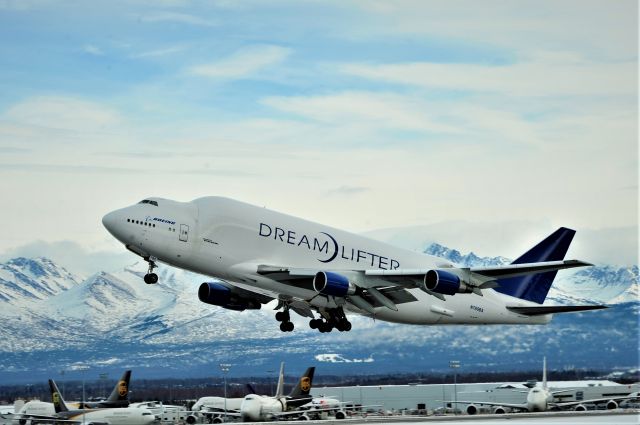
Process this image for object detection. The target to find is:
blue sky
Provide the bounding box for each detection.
[0,0,637,270]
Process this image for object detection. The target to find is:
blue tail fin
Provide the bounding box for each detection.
[495,227,576,304]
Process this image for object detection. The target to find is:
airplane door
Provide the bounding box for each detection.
[179,224,189,242]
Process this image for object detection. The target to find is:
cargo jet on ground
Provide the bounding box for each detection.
[453,357,639,414]
[102,197,607,333]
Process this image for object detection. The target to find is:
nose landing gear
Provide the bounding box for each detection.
[143,256,158,284]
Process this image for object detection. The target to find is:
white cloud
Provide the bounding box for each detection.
[140,12,217,27]
[132,46,186,59]
[341,55,635,97]
[82,44,103,56]
[3,96,121,132]
[263,91,463,135]
[188,45,291,79]
[349,1,637,60]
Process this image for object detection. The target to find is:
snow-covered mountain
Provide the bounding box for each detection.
[0,244,637,384]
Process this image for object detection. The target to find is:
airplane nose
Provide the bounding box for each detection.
[102,211,118,234]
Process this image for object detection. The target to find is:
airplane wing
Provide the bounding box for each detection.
[255,259,592,311]
[551,392,639,408]
[449,400,529,411]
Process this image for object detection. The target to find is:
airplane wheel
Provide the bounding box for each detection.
[285,321,294,332]
[144,273,158,284]
[279,322,288,332]
[275,311,286,321]
[309,319,319,329]
[343,321,352,331]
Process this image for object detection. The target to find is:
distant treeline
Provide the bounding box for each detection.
[1,368,637,405]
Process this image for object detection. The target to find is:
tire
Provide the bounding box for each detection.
[279,322,289,332]
[275,311,285,321]
[343,321,352,331]
[285,321,295,332]
[309,319,318,329]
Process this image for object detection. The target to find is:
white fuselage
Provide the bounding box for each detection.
[16,401,156,425]
[102,196,550,326]
[525,388,552,412]
[239,394,285,421]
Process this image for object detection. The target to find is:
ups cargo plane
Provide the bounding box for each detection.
[102,197,606,333]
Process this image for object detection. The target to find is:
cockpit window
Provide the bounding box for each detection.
[138,199,158,206]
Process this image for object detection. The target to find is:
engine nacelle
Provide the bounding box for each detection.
[606,400,618,410]
[334,411,346,420]
[574,404,587,411]
[424,270,474,295]
[492,406,506,414]
[198,282,261,311]
[185,415,197,424]
[313,272,356,297]
[466,404,478,415]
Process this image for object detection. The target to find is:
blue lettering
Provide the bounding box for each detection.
[390,259,400,270]
[356,250,366,262]
[378,256,388,270]
[274,227,285,242]
[259,223,272,237]
[313,238,329,254]
[298,234,311,249]
[287,231,296,245]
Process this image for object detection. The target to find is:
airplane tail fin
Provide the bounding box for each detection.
[495,227,576,304]
[106,370,131,404]
[288,367,315,398]
[275,362,285,398]
[48,380,69,413]
[542,356,547,390]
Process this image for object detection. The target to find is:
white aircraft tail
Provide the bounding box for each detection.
[275,362,285,398]
[542,356,547,389]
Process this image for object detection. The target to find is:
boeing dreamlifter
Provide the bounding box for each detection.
[102,197,606,332]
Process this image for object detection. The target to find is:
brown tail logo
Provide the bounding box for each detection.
[300,377,311,392]
[118,381,128,397]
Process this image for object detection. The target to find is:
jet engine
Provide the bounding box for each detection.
[466,404,478,415]
[313,272,356,297]
[424,270,474,295]
[606,400,618,410]
[492,406,506,414]
[574,404,587,411]
[198,282,261,311]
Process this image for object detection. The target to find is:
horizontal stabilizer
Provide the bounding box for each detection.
[507,305,608,316]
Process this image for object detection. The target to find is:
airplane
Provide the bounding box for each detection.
[76,370,131,409]
[452,357,640,414]
[13,380,155,425]
[14,370,133,420]
[102,196,607,332]
[239,365,316,421]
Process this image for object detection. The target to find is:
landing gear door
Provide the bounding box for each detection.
[179,224,189,242]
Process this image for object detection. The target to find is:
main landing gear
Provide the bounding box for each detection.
[276,307,294,332]
[143,256,158,284]
[309,308,352,333]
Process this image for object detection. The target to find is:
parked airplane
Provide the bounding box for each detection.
[14,370,133,421]
[454,357,639,414]
[14,379,156,425]
[240,366,315,421]
[46,379,156,425]
[102,197,607,332]
[77,370,131,409]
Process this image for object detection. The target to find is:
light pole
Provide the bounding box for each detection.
[220,364,231,422]
[449,360,460,415]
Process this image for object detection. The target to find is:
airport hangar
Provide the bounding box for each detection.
[310,380,640,412]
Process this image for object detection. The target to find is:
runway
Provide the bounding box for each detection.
[274,410,640,425]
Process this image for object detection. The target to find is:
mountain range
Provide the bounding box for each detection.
[0,243,637,384]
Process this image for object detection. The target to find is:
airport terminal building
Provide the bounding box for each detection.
[311,380,640,412]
